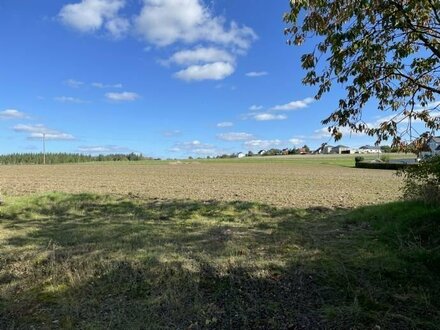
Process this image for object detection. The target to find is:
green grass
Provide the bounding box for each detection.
[1,193,439,329]
[185,153,417,167]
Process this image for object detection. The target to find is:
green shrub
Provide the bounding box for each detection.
[354,156,364,163]
[400,156,440,204]
[380,155,390,163]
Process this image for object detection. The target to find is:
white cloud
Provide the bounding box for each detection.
[249,105,263,111]
[244,139,282,150]
[13,124,75,141]
[312,126,365,140]
[0,109,28,120]
[65,79,84,88]
[271,97,315,111]
[217,132,253,141]
[77,144,132,153]
[135,0,256,50]
[105,16,130,38]
[168,47,234,66]
[54,96,89,104]
[105,91,140,101]
[246,71,268,77]
[289,138,305,146]
[252,113,287,121]
[170,140,222,155]
[92,82,123,88]
[59,0,129,38]
[174,62,234,81]
[217,122,233,128]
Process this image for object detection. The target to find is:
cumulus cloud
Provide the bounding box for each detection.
[167,47,234,66]
[217,122,233,128]
[59,0,129,38]
[251,113,287,121]
[136,0,256,81]
[174,62,234,81]
[135,0,256,49]
[217,132,254,141]
[77,144,132,153]
[58,0,256,81]
[13,124,75,140]
[271,97,315,111]
[0,109,29,120]
[244,139,282,150]
[245,71,268,77]
[54,96,89,104]
[105,91,140,101]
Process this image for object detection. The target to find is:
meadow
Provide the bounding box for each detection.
[1,154,439,329]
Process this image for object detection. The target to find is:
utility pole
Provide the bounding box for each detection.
[42,133,46,165]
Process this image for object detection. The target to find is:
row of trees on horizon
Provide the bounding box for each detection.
[0,152,150,165]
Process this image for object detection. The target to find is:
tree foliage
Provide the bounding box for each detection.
[284,0,440,146]
[400,155,440,204]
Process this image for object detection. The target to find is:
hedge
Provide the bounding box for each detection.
[355,161,417,170]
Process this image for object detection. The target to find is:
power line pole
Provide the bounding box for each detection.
[42,133,46,165]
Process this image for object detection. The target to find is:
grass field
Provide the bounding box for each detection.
[1,155,439,329]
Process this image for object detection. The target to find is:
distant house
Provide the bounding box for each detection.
[258,149,266,156]
[237,152,246,158]
[282,148,289,155]
[359,145,382,154]
[331,145,352,154]
[421,136,440,158]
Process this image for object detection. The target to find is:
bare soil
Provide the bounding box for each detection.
[0,162,401,208]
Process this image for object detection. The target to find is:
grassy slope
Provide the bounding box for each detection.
[1,193,439,329]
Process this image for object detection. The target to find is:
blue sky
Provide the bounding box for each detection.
[0,0,418,158]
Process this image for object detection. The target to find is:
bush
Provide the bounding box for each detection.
[355,156,364,163]
[400,156,440,204]
[380,155,390,163]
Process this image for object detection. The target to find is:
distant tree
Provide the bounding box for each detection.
[288,148,298,155]
[302,145,310,153]
[284,0,440,147]
[247,150,254,157]
[380,145,392,153]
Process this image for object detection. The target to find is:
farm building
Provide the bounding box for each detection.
[258,149,266,155]
[331,145,352,154]
[359,145,382,154]
[237,152,246,158]
[420,136,440,158]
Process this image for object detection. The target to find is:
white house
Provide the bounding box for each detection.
[421,136,440,158]
[359,145,382,154]
[237,152,246,158]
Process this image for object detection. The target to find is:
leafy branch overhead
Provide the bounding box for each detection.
[284,0,440,146]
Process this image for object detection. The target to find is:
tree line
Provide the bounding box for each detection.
[0,152,150,165]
